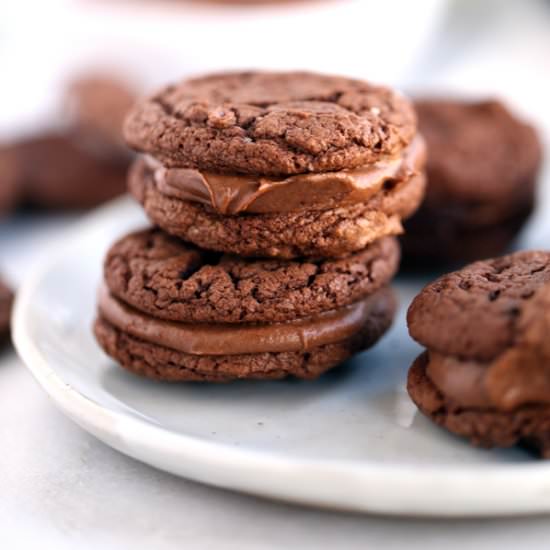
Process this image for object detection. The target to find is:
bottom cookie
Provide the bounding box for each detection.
[94,287,396,382]
[407,353,550,457]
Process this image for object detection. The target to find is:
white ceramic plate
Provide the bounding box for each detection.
[13,196,550,517]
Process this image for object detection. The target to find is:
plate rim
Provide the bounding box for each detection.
[12,197,550,517]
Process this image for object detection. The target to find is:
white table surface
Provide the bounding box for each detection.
[5,338,550,550]
[3,1,550,548]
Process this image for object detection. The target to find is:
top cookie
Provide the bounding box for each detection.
[408,251,550,362]
[415,99,541,204]
[124,71,416,175]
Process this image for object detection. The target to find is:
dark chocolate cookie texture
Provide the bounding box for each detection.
[408,251,550,361]
[124,71,416,175]
[104,228,400,323]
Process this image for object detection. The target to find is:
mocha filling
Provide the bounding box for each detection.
[425,349,550,412]
[145,136,426,215]
[98,284,391,356]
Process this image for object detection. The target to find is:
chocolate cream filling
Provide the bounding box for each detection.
[98,284,389,356]
[426,350,550,411]
[424,284,550,412]
[147,136,426,215]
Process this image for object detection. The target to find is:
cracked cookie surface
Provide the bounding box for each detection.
[407,253,550,457]
[0,279,13,341]
[124,71,416,175]
[104,228,400,323]
[408,251,550,362]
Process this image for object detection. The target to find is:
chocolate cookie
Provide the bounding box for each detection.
[401,203,533,267]
[0,279,13,343]
[408,251,550,361]
[96,70,413,381]
[104,228,400,323]
[129,154,425,258]
[15,134,128,210]
[0,146,21,216]
[124,71,417,176]
[407,250,550,457]
[95,285,395,382]
[402,99,541,266]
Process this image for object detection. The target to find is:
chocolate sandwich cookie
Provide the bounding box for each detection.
[407,251,550,457]
[402,99,541,267]
[125,71,426,258]
[0,146,21,216]
[95,228,397,381]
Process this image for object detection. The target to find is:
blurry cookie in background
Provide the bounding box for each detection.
[0,147,21,215]
[407,251,550,457]
[401,99,542,268]
[0,279,13,346]
[10,135,130,210]
[65,75,136,152]
[0,74,137,214]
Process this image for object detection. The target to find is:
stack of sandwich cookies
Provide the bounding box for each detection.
[407,251,550,457]
[95,71,426,382]
[402,99,541,266]
[125,71,426,258]
[0,148,20,215]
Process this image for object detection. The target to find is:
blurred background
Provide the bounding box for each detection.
[0,0,549,277]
